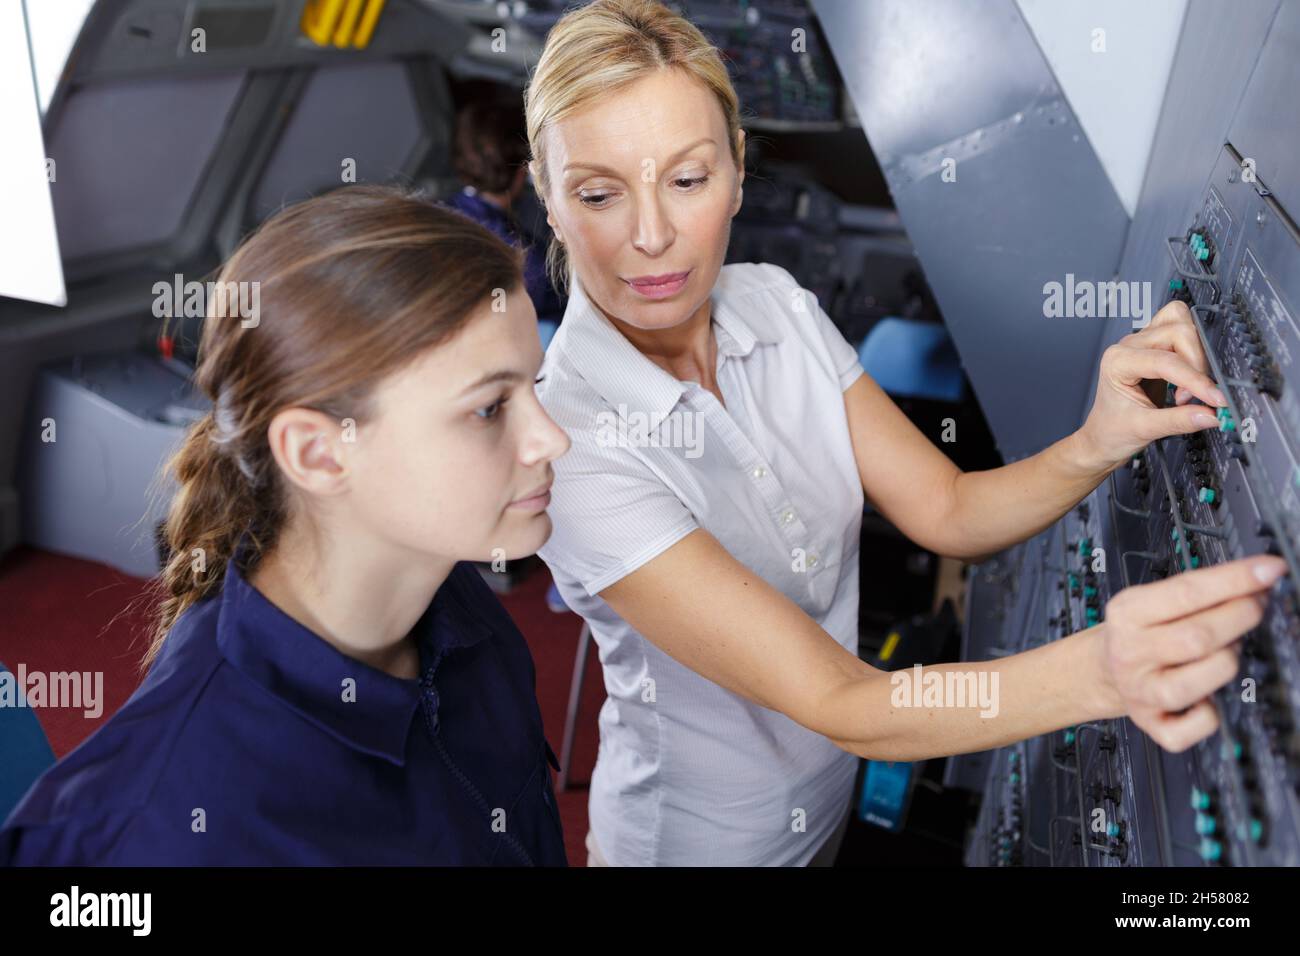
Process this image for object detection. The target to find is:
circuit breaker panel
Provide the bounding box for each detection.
[962,145,1300,867]
[953,0,1300,866]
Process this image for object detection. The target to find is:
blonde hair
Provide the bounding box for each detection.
[523,0,744,294]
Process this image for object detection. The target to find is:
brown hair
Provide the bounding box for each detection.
[143,184,525,670]
[523,0,746,295]
[453,83,530,194]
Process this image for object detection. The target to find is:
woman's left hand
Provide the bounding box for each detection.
[1075,299,1229,471]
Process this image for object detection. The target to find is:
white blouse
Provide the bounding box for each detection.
[536,261,866,865]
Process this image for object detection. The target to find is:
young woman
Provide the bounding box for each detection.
[0,186,572,865]
[522,0,1286,866]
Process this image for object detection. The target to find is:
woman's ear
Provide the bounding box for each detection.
[528,161,546,204]
[266,408,349,497]
[731,130,746,216]
[530,160,561,237]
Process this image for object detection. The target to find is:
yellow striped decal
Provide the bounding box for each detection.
[331,0,366,46]
[353,0,387,48]
[300,0,386,48]
[300,0,345,46]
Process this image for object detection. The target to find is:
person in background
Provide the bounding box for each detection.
[447,82,566,331]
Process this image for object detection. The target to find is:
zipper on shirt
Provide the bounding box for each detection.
[540,741,565,843]
[418,664,536,866]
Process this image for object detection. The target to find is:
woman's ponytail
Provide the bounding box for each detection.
[144,410,265,669]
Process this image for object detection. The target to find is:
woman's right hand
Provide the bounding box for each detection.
[1093,554,1288,752]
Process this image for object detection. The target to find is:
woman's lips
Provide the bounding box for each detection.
[508,488,551,512]
[625,270,691,299]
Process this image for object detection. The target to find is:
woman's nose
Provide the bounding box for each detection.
[632,191,675,255]
[520,399,571,465]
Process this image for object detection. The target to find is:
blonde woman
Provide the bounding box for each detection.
[524,0,1284,866]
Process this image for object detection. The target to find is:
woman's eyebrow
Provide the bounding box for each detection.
[457,369,526,396]
[563,137,716,177]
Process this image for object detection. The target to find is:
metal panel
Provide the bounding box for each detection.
[251,60,425,221]
[1225,0,1300,229]
[960,0,1300,866]
[45,71,247,263]
[813,0,1130,460]
[1104,0,1281,363]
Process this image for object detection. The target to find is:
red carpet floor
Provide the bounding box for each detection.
[0,547,602,866]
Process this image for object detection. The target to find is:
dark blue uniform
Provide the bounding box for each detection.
[0,540,568,865]
[447,187,566,326]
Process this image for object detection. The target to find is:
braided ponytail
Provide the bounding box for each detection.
[145,409,285,670]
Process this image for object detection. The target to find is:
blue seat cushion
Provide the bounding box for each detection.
[857,317,965,403]
[0,661,56,824]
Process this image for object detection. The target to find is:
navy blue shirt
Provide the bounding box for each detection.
[447,188,566,326]
[0,547,568,865]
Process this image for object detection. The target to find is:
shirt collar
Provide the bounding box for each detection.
[214,533,492,766]
[560,266,784,418]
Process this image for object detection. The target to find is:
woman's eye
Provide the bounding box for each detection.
[475,397,508,421]
[577,174,707,208]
